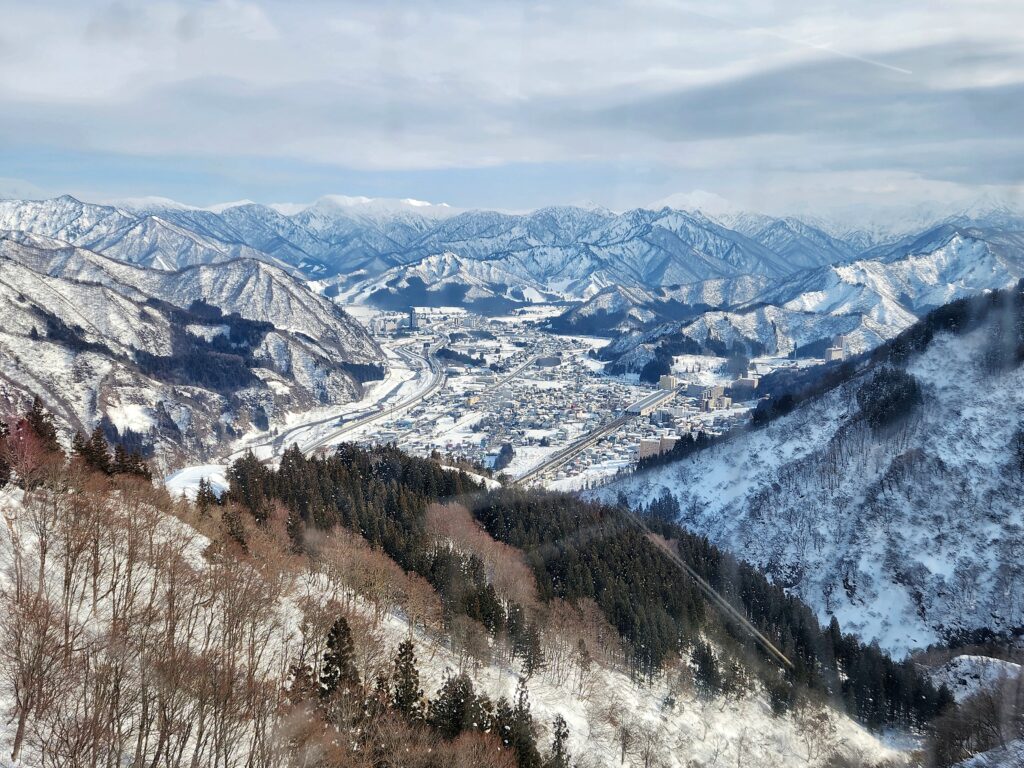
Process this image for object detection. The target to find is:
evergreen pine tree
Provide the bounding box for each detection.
[286,507,303,553]
[546,714,570,768]
[692,640,721,700]
[286,661,318,705]
[86,427,112,474]
[390,638,424,721]
[227,450,270,521]
[195,478,217,515]
[515,621,545,678]
[0,421,9,488]
[120,447,152,479]
[429,671,475,740]
[71,431,88,456]
[574,638,591,692]
[503,677,542,768]
[320,616,360,699]
[26,396,59,453]
[222,506,248,551]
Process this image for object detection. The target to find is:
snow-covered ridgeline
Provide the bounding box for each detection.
[595,327,1024,658]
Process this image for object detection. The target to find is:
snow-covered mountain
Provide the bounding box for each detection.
[5,194,1022,352]
[596,226,1024,373]
[547,276,773,335]
[715,213,860,270]
[0,195,313,272]
[0,196,879,304]
[0,231,382,468]
[594,287,1024,657]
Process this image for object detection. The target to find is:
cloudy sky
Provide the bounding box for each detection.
[0,0,1022,217]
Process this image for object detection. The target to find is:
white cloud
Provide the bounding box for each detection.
[0,0,1022,211]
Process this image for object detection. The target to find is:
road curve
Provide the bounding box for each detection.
[302,338,447,456]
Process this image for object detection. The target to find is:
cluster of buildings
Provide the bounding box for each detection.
[353,309,853,487]
[368,306,468,336]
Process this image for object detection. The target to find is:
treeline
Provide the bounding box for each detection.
[0,420,567,768]
[224,443,950,731]
[225,445,547,675]
[635,429,722,471]
[466,486,951,729]
[641,498,953,728]
[134,299,275,393]
[29,305,113,355]
[290,619,567,768]
[0,397,151,488]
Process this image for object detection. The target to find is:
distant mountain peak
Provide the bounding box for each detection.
[647,190,738,217]
[277,194,458,220]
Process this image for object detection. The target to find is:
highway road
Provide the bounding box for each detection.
[226,337,445,462]
[302,338,447,455]
[481,351,539,394]
[514,412,630,486]
[514,386,678,485]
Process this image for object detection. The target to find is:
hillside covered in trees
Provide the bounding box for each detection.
[599,280,1024,661]
[7,395,1021,766]
[223,442,950,733]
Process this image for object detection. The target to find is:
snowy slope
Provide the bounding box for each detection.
[0,482,905,768]
[930,655,1023,703]
[599,229,1024,370]
[0,233,383,468]
[550,275,775,335]
[596,325,1024,657]
[0,232,380,364]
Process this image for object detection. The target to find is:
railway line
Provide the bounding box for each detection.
[515,412,630,486]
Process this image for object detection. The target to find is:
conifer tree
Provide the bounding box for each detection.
[26,396,59,453]
[574,638,591,692]
[495,677,542,768]
[515,621,545,679]
[227,450,271,522]
[86,427,112,474]
[692,640,721,700]
[391,639,423,721]
[320,616,360,700]
[195,477,217,515]
[546,714,570,768]
[287,661,318,705]
[222,505,248,551]
[0,421,9,488]
[286,507,303,553]
[429,671,476,740]
[71,430,87,456]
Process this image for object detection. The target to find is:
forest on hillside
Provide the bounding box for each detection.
[6,397,1016,766]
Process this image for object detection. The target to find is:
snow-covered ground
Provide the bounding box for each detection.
[0,477,908,768]
[595,327,1024,657]
[955,739,1024,767]
[929,655,1024,703]
[164,464,229,499]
